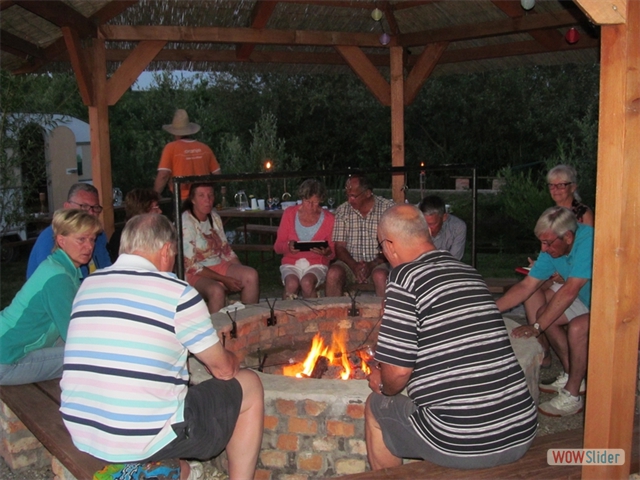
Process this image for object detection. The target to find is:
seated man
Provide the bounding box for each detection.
[497,206,593,417]
[325,175,394,297]
[418,195,466,260]
[366,204,537,471]
[60,214,264,479]
[27,183,111,279]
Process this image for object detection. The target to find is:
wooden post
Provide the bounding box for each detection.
[88,37,115,238]
[582,0,640,478]
[389,46,405,204]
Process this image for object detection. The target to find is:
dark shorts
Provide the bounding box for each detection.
[369,393,533,469]
[146,377,243,461]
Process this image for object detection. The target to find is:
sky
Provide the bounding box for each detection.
[132,70,200,90]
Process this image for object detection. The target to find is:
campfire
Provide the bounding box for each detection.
[282,330,373,380]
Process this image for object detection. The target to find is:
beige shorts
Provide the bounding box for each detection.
[549,282,590,321]
[280,258,328,285]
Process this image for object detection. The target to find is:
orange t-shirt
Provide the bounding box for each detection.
[157,139,221,200]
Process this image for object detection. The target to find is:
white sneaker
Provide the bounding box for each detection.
[538,388,584,417]
[539,372,586,395]
[186,461,204,480]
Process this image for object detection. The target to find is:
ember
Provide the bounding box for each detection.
[282,330,373,380]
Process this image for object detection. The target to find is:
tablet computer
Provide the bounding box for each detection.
[294,241,328,251]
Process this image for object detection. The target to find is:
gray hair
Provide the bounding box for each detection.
[534,206,578,238]
[67,183,99,201]
[379,204,432,244]
[345,174,372,192]
[418,195,446,216]
[547,164,581,202]
[297,179,327,201]
[120,214,177,256]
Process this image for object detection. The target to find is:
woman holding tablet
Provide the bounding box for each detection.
[274,179,335,299]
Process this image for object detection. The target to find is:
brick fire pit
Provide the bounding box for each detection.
[190,296,382,479]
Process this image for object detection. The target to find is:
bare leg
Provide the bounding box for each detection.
[372,267,388,297]
[226,264,260,305]
[283,274,300,299]
[325,264,346,297]
[194,277,227,313]
[299,272,319,298]
[226,369,264,480]
[564,314,589,396]
[543,318,571,374]
[365,395,402,470]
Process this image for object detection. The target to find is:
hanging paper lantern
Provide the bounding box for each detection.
[520,0,535,10]
[371,8,383,22]
[379,33,391,46]
[565,28,580,44]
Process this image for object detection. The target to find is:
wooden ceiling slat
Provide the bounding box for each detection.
[491,1,564,52]
[15,0,96,38]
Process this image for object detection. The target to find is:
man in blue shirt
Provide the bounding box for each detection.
[497,206,593,417]
[27,183,111,279]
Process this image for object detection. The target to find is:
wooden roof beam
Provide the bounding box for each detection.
[335,45,390,105]
[101,25,387,47]
[400,8,583,46]
[380,1,401,36]
[491,0,564,51]
[61,26,93,105]
[11,37,66,74]
[97,36,597,67]
[236,0,278,60]
[0,29,44,59]
[0,1,16,12]
[91,0,139,26]
[404,42,447,105]
[574,0,626,24]
[15,0,96,38]
[106,40,166,105]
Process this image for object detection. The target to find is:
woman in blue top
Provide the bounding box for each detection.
[0,209,102,385]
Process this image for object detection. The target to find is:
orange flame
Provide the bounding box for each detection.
[282,331,359,380]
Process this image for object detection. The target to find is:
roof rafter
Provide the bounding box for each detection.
[0,29,43,59]
[236,0,279,60]
[491,0,564,51]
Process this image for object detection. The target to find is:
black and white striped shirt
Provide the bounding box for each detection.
[375,250,538,456]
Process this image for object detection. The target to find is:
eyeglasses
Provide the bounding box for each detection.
[69,201,103,214]
[377,239,393,252]
[540,235,562,248]
[547,182,572,190]
[345,189,365,200]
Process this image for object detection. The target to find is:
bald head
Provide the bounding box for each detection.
[378,204,434,266]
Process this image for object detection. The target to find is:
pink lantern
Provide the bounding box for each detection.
[379,33,391,46]
[565,28,580,44]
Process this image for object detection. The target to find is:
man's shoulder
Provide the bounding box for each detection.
[447,214,466,227]
[374,195,395,209]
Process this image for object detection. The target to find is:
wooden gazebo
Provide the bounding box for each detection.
[1,1,638,478]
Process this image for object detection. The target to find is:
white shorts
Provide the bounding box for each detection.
[280,258,328,286]
[550,282,590,321]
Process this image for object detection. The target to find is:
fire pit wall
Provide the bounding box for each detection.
[189,297,542,480]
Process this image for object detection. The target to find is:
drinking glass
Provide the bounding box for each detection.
[267,197,275,210]
[327,197,335,210]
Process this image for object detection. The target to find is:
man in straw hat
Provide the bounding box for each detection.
[154,109,221,200]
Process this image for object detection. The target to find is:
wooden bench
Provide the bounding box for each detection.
[0,380,106,479]
[485,277,518,294]
[234,224,278,263]
[341,422,639,479]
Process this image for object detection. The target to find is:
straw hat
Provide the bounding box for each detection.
[162,109,201,136]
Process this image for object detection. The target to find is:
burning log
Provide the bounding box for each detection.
[305,356,330,379]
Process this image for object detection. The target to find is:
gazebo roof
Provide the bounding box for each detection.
[1,0,599,77]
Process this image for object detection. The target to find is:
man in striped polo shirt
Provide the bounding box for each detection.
[61,214,263,479]
[366,204,538,470]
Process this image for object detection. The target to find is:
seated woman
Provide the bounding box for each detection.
[547,164,594,225]
[107,188,162,262]
[274,179,335,299]
[182,183,259,313]
[0,209,102,385]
